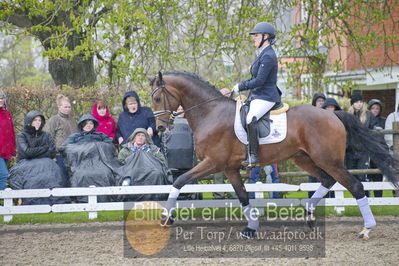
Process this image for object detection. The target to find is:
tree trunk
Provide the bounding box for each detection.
[48,55,96,87]
[3,8,97,88]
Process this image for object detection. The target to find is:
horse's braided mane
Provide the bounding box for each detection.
[150,70,222,97]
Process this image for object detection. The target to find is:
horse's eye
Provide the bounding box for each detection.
[154,97,161,103]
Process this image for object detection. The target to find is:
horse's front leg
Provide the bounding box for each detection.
[160,158,217,226]
[224,169,259,239]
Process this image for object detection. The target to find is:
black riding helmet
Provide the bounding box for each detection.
[249,22,276,48]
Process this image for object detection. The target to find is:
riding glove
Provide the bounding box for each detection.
[233,84,240,94]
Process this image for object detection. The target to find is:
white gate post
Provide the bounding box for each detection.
[88,185,98,219]
[255,181,265,216]
[3,188,13,222]
[334,190,345,214]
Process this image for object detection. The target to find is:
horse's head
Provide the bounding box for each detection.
[150,71,181,132]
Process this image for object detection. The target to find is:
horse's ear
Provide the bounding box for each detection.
[158,71,164,85]
[152,71,164,86]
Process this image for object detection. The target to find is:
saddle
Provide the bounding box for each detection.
[240,101,287,138]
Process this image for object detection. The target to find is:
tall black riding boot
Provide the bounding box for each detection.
[241,118,259,168]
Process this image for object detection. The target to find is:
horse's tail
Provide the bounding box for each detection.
[334,110,399,188]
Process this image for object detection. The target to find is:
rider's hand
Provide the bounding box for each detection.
[147,127,154,137]
[233,84,240,94]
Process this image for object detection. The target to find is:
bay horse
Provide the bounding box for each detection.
[150,70,399,239]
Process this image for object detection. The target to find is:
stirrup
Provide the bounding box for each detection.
[241,155,259,168]
[248,158,259,168]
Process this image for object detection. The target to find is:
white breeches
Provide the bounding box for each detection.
[246,99,275,124]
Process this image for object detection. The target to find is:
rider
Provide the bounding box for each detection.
[233,22,282,167]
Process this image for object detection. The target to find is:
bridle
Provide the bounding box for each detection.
[150,81,179,129]
[151,82,233,125]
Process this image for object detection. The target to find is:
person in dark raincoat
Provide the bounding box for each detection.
[116,91,160,146]
[322,98,342,111]
[62,114,118,202]
[118,128,170,201]
[9,110,67,205]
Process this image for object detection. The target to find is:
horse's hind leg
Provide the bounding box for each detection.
[294,153,336,206]
[323,166,376,239]
[224,169,258,238]
[293,152,336,227]
[310,154,376,239]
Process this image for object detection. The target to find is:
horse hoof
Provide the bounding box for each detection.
[305,211,315,229]
[160,215,174,227]
[306,219,315,229]
[240,227,256,239]
[358,227,371,240]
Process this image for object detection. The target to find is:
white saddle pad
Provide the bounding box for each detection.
[234,103,287,145]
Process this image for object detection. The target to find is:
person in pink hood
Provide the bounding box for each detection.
[91,99,116,140]
[0,90,16,190]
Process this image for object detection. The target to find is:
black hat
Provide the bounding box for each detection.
[322,98,342,110]
[367,99,382,110]
[312,92,326,106]
[350,92,363,105]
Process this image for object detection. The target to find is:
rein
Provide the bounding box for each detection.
[152,84,233,118]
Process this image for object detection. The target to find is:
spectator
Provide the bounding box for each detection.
[322,98,342,111]
[65,114,112,145]
[212,171,237,199]
[346,92,376,195]
[91,99,116,141]
[116,91,159,146]
[118,128,170,201]
[118,128,166,165]
[62,114,116,202]
[248,167,261,199]
[368,99,386,130]
[385,105,399,197]
[213,89,236,199]
[308,92,326,197]
[367,99,386,197]
[265,164,280,199]
[0,90,16,190]
[44,94,77,185]
[249,164,280,199]
[311,92,326,108]
[9,110,67,205]
[16,111,56,161]
[385,104,399,152]
[347,92,375,129]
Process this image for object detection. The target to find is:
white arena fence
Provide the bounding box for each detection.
[1,182,399,222]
